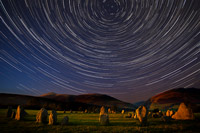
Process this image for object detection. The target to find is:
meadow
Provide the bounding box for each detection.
[0,109,200,132]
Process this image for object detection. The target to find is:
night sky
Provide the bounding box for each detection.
[0,0,200,103]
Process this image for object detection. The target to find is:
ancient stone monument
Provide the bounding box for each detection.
[15,105,27,120]
[136,105,148,124]
[49,110,57,125]
[172,103,194,120]
[36,108,48,123]
[100,106,105,115]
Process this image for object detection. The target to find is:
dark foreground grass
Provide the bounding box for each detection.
[0,109,200,132]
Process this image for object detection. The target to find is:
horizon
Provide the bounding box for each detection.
[1,87,200,104]
[1,0,200,103]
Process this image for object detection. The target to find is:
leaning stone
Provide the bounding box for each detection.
[61,116,69,125]
[36,108,48,123]
[99,114,109,126]
[49,110,57,125]
[15,105,27,120]
[6,106,12,117]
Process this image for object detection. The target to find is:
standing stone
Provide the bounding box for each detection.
[15,105,27,120]
[85,109,88,113]
[169,110,174,116]
[6,106,12,117]
[61,116,69,125]
[11,111,16,119]
[108,108,111,114]
[172,103,194,120]
[166,110,174,117]
[134,113,137,119]
[100,106,105,115]
[99,114,109,126]
[49,110,57,125]
[121,110,125,114]
[136,106,148,124]
[36,108,48,123]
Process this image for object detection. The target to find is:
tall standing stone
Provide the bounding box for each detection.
[136,106,148,124]
[49,110,57,125]
[15,105,27,120]
[172,103,194,120]
[6,106,12,117]
[36,108,48,123]
[100,106,105,115]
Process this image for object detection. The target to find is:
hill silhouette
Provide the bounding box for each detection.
[40,92,134,109]
[149,88,200,104]
[147,88,200,112]
[0,92,135,111]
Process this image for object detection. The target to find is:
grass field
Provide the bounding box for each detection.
[0,109,200,132]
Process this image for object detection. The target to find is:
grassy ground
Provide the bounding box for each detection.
[0,109,200,132]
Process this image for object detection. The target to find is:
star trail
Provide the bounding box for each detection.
[0,0,200,103]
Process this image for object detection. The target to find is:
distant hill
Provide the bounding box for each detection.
[149,88,200,104]
[147,88,200,112]
[40,92,134,109]
[0,92,135,111]
[0,93,90,111]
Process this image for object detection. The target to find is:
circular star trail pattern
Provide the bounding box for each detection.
[0,0,200,102]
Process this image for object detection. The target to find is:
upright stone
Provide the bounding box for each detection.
[108,108,111,114]
[172,103,194,120]
[100,106,105,115]
[15,105,27,120]
[61,116,69,125]
[85,109,88,113]
[6,106,12,117]
[170,110,174,116]
[36,108,48,123]
[121,110,125,114]
[166,110,174,117]
[99,114,109,126]
[49,110,57,125]
[136,105,148,124]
